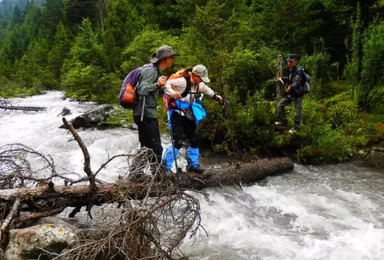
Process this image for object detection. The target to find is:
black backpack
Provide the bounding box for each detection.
[299,67,311,94]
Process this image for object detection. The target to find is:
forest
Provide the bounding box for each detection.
[0,0,383,164]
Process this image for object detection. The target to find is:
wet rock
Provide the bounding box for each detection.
[59,104,111,129]
[364,150,384,168]
[5,218,80,260]
[58,107,71,117]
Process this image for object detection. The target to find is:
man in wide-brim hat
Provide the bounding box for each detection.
[132,45,178,164]
[150,45,178,63]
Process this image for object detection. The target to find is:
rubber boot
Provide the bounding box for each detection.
[186,147,204,173]
[161,146,179,171]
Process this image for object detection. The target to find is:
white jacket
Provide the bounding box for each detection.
[164,77,215,103]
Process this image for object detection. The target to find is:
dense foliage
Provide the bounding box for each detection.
[0,0,383,164]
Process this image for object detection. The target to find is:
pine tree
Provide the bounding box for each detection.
[48,22,72,79]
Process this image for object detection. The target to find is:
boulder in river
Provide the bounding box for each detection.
[364,149,384,169]
[58,107,71,117]
[5,217,80,260]
[59,104,111,129]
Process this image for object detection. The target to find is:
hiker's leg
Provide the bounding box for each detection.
[186,147,200,170]
[161,112,184,170]
[170,112,185,150]
[184,118,201,171]
[277,96,292,124]
[133,116,162,163]
[293,96,303,130]
[161,146,179,171]
[184,118,198,148]
[133,115,145,147]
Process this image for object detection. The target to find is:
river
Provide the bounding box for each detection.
[1,91,383,260]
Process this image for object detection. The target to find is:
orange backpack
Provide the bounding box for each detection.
[163,68,192,110]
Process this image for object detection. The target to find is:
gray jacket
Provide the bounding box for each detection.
[133,64,162,119]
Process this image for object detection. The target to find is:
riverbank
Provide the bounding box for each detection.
[2,91,383,167]
[105,95,384,166]
[1,92,383,259]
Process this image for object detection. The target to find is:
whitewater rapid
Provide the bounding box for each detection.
[1,92,383,260]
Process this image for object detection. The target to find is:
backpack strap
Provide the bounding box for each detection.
[180,76,192,98]
[138,63,160,86]
[291,67,305,84]
[137,63,160,121]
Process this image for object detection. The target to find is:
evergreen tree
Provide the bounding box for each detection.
[184,0,251,93]
[16,38,57,90]
[64,0,98,26]
[359,21,384,110]
[42,0,65,41]
[62,19,108,101]
[67,19,106,68]
[103,0,144,72]
[48,22,72,80]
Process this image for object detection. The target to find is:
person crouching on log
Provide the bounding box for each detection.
[162,64,223,174]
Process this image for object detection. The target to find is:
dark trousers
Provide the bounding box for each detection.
[277,95,303,129]
[170,112,199,149]
[133,116,163,163]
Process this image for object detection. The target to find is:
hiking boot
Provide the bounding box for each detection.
[186,164,204,174]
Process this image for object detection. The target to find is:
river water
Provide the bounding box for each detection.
[1,91,383,260]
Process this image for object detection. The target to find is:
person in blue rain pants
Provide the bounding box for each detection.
[162,64,223,174]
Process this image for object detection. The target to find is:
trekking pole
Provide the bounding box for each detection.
[163,93,179,173]
[276,54,283,99]
[221,99,232,106]
[223,100,247,111]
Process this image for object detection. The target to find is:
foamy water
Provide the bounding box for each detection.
[1,92,383,260]
[181,164,384,260]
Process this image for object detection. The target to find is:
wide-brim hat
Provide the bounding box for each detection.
[150,45,178,63]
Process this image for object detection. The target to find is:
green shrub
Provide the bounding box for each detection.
[198,93,278,156]
[295,95,376,164]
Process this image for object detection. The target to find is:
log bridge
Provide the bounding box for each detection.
[0,157,293,223]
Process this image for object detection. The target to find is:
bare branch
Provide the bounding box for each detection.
[14,207,65,224]
[0,197,21,242]
[94,154,130,177]
[62,117,96,190]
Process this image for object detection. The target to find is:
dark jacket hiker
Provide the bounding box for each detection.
[275,54,304,133]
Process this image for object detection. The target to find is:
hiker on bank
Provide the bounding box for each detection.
[161,64,223,173]
[133,45,178,163]
[275,54,304,134]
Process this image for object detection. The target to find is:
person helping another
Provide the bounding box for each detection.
[162,64,223,174]
[132,45,178,163]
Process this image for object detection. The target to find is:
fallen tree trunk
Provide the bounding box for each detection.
[180,157,294,189]
[0,105,46,112]
[0,181,171,221]
[0,157,293,220]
